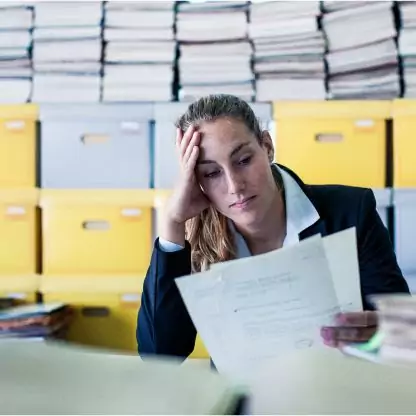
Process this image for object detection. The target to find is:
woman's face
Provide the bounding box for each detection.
[195,117,278,228]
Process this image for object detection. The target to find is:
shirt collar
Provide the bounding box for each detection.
[230,164,320,258]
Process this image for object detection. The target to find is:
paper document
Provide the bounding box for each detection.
[176,228,362,379]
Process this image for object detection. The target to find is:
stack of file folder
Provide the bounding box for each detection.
[177,2,254,101]
[322,1,400,99]
[0,3,32,103]
[398,1,416,97]
[250,1,325,101]
[103,2,175,102]
[32,2,103,103]
[372,295,416,364]
[0,303,72,341]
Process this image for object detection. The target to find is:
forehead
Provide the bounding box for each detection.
[198,118,254,151]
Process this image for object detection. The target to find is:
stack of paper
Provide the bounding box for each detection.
[0,303,72,341]
[250,1,326,101]
[0,4,32,103]
[372,295,416,364]
[177,2,254,101]
[176,228,362,381]
[399,1,416,97]
[32,2,102,103]
[323,1,400,99]
[0,341,247,414]
[103,2,175,102]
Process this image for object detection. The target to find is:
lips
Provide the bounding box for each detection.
[230,196,256,208]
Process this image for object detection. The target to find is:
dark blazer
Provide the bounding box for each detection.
[137,164,410,359]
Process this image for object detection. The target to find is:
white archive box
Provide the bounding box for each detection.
[153,102,273,189]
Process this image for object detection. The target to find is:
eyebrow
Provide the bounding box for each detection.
[197,142,251,165]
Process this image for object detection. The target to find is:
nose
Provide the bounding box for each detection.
[225,169,245,195]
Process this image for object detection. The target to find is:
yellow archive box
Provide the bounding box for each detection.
[190,335,209,359]
[0,274,40,304]
[40,275,143,352]
[392,100,416,187]
[41,190,154,275]
[0,104,38,188]
[0,189,40,274]
[273,101,390,188]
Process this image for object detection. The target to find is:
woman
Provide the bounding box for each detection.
[137,94,409,359]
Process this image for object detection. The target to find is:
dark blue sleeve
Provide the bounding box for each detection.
[358,189,410,309]
[136,238,197,359]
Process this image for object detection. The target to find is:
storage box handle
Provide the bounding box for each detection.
[81,134,109,144]
[81,306,110,317]
[82,220,110,231]
[4,120,25,131]
[315,133,344,143]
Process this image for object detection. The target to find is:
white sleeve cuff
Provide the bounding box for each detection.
[158,237,185,252]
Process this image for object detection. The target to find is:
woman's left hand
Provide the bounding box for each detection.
[320,311,378,348]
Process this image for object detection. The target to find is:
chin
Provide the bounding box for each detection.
[230,210,261,227]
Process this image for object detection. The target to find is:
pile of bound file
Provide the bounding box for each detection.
[103,1,175,102]
[177,2,254,101]
[0,302,72,341]
[250,1,325,101]
[373,295,416,365]
[322,1,400,99]
[398,1,416,97]
[0,2,32,103]
[32,2,103,103]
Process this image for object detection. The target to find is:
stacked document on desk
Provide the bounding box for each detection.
[32,2,102,103]
[103,1,175,102]
[0,341,247,414]
[323,1,400,99]
[177,2,253,101]
[0,302,72,341]
[176,228,363,381]
[398,1,416,97]
[0,5,32,103]
[250,1,325,101]
[368,294,416,364]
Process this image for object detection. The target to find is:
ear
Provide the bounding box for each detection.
[260,130,275,163]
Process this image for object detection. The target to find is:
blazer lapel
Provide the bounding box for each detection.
[299,218,327,241]
[276,163,327,241]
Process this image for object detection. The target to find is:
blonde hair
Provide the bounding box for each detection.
[175,94,266,273]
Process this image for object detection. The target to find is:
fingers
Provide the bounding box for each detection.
[183,131,200,163]
[175,127,182,149]
[321,325,377,347]
[176,126,200,178]
[335,311,378,327]
[177,125,196,158]
[187,145,199,173]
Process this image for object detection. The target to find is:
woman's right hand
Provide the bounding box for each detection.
[160,125,210,245]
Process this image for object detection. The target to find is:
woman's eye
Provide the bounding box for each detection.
[239,156,252,165]
[204,171,220,179]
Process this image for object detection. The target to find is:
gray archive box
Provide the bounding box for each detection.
[153,102,273,189]
[405,273,416,294]
[372,188,391,229]
[40,104,153,189]
[393,189,416,274]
